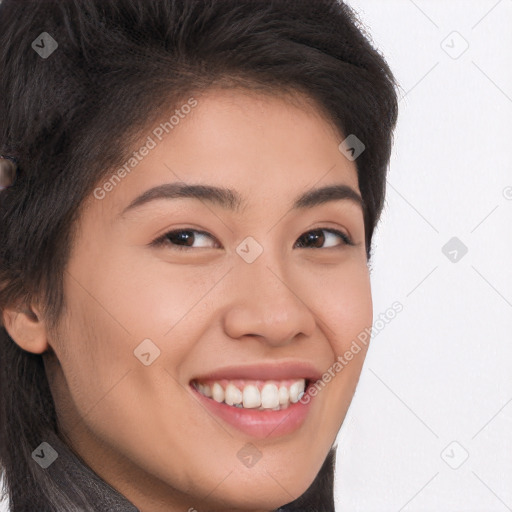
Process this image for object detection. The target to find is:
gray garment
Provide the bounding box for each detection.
[41,431,140,512]
[32,431,331,511]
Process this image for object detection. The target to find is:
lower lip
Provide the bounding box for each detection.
[190,383,314,439]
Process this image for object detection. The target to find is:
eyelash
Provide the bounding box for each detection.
[150,227,354,251]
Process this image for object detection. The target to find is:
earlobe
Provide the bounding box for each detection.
[2,305,50,354]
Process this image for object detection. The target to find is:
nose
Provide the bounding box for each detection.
[222,256,316,348]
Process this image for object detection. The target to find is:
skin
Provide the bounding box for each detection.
[3,88,373,512]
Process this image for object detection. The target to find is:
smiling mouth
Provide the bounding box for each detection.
[190,378,310,411]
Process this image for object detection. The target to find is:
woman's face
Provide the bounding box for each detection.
[45,88,372,512]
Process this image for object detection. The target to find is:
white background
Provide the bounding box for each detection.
[334,1,512,511]
[1,1,511,511]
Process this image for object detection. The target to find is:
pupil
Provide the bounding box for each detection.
[172,231,193,246]
[303,230,324,248]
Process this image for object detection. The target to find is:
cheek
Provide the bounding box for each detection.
[305,259,372,401]
[307,258,373,351]
[51,288,135,414]
[65,237,201,341]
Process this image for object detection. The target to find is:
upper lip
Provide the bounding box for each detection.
[190,361,323,383]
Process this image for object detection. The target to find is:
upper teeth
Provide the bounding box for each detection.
[193,379,307,410]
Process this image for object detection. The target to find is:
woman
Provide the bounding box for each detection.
[0,0,398,510]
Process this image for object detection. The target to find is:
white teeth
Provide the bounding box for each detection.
[197,383,213,398]
[289,380,305,403]
[242,385,261,408]
[261,383,279,409]
[224,383,243,406]
[278,385,289,405]
[212,382,224,403]
[194,378,307,410]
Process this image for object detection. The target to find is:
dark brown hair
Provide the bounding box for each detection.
[0,0,399,510]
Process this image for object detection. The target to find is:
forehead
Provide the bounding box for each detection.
[85,87,360,221]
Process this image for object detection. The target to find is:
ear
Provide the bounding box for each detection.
[2,304,50,354]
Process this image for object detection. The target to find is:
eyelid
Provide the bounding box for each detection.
[296,227,354,248]
[150,228,218,249]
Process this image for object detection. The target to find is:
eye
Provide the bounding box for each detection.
[294,228,353,249]
[151,227,353,251]
[151,229,219,250]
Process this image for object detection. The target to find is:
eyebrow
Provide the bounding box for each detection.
[118,182,364,218]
